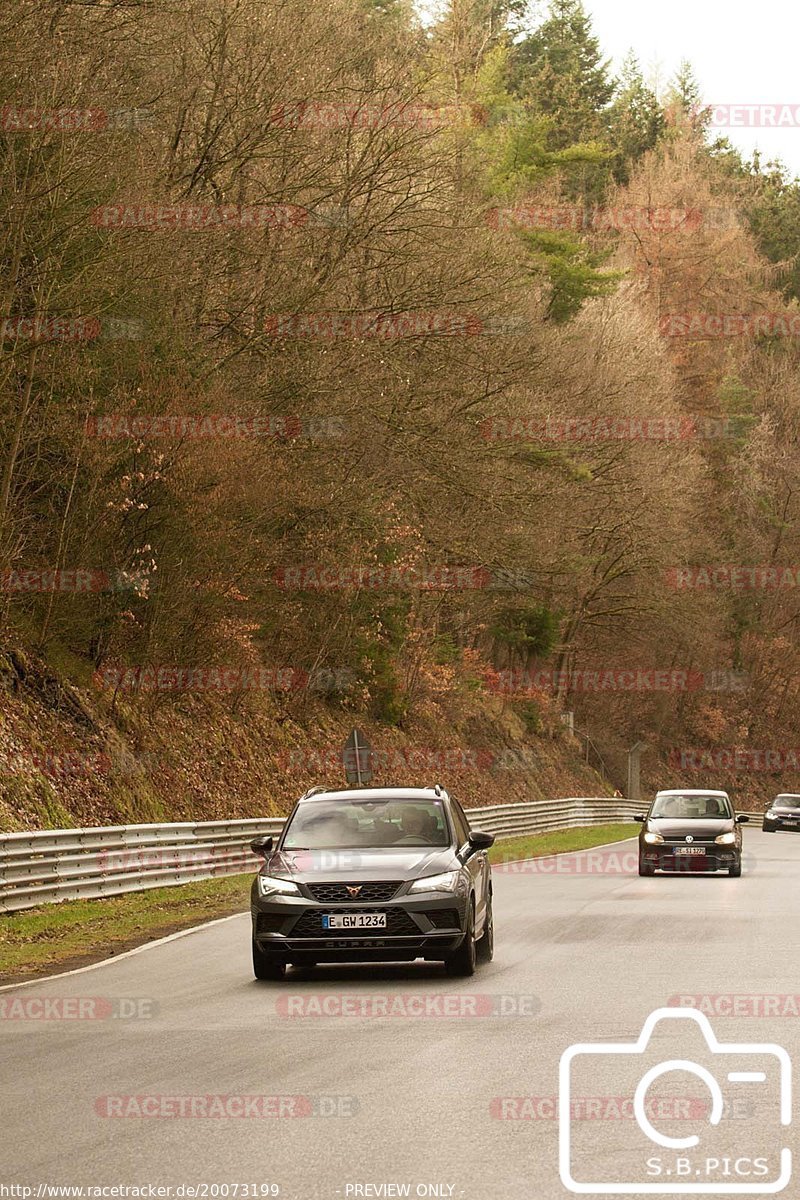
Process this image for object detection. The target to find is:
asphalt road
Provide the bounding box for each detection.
[2,828,799,1199]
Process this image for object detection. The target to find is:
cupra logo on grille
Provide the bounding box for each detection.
[346,886,362,897]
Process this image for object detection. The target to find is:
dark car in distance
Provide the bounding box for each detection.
[635,789,748,877]
[249,786,495,980]
[762,795,800,832]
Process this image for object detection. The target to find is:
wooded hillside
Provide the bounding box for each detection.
[3,0,800,827]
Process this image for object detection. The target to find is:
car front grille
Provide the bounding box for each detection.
[657,853,726,871]
[305,881,401,903]
[289,908,420,938]
[662,838,717,847]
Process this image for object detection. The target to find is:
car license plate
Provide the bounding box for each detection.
[321,913,387,929]
[673,846,706,856]
[782,819,798,826]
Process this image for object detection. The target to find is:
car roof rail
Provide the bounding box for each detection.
[301,785,328,799]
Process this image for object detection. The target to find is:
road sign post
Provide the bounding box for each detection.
[342,728,373,786]
[627,741,647,803]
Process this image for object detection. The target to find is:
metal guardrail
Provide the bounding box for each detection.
[0,818,284,912]
[466,796,644,836]
[0,796,756,913]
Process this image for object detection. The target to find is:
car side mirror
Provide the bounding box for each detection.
[633,814,646,823]
[736,814,749,824]
[467,829,495,852]
[250,835,274,856]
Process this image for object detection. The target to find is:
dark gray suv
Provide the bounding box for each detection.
[249,786,495,980]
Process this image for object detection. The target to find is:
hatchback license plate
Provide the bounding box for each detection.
[321,913,387,929]
[673,846,706,856]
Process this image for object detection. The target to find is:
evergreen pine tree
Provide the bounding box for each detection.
[510,0,615,149]
[665,59,710,133]
[608,51,665,184]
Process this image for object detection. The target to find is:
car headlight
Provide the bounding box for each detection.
[765,811,776,820]
[408,870,460,894]
[715,832,736,845]
[257,875,300,898]
[643,832,664,845]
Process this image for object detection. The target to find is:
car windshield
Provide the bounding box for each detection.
[281,798,450,849]
[774,796,800,809]
[650,794,733,819]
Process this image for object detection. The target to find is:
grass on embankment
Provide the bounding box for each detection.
[1,823,637,983]
[487,823,635,866]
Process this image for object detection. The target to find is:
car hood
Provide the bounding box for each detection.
[262,847,457,883]
[772,807,800,816]
[648,818,734,837]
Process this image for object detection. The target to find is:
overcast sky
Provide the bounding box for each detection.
[586,0,800,176]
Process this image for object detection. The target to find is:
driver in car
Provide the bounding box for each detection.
[398,806,430,841]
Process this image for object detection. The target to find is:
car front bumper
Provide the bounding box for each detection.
[641,847,739,872]
[251,892,469,963]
